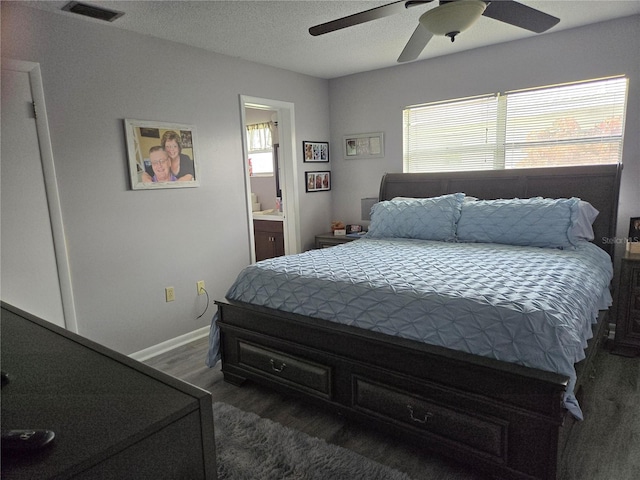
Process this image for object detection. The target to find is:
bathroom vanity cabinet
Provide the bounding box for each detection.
[253,219,284,261]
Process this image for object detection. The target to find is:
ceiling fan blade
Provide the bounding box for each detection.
[483,0,560,33]
[309,0,434,36]
[398,23,434,63]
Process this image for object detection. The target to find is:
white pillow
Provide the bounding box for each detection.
[573,200,599,241]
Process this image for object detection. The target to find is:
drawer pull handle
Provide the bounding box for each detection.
[270,359,287,373]
[407,404,433,424]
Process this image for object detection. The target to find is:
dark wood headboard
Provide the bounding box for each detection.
[379,164,622,256]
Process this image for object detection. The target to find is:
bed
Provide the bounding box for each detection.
[208,164,621,480]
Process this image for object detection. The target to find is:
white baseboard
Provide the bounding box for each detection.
[129,325,210,362]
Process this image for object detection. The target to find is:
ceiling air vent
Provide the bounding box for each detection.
[62,2,124,22]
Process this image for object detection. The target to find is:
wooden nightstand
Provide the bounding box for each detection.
[612,251,640,357]
[314,232,361,249]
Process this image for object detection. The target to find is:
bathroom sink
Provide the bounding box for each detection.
[253,209,283,220]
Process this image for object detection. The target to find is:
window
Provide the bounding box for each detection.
[403,76,628,173]
[246,122,274,176]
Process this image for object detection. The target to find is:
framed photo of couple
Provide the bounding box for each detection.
[124,119,200,190]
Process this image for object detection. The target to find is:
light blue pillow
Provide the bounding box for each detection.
[366,193,464,241]
[456,197,581,248]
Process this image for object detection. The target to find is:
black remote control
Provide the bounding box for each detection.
[1,429,55,451]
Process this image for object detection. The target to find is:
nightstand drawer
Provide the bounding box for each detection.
[238,341,332,398]
[628,313,640,336]
[632,292,640,312]
[315,232,360,248]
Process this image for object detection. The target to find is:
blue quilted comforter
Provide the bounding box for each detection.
[207,238,613,418]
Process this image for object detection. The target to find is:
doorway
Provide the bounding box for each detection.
[1,59,77,330]
[240,96,300,263]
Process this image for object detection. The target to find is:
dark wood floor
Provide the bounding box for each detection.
[144,335,639,480]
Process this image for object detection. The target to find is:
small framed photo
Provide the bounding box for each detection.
[629,217,640,242]
[305,171,331,192]
[124,119,200,190]
[303,141,329,162]
[343,132,384,160]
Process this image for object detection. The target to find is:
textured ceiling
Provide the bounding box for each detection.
[23,0,640,79]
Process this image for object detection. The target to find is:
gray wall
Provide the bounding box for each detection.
[2,3,638,356]
[328,15,640,261]
[1,3,331,354]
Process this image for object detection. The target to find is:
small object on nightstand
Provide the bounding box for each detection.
[334,229,346,236]
[626,241,640,254]
[612,251,640,357]
[331,220,345,231]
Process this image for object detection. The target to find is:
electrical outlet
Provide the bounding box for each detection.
[197,280,205,295]
[165,287,175,302]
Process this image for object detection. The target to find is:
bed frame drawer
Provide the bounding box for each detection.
[237,340,332,398]
[217,299,573,479]
[353,376,508,460]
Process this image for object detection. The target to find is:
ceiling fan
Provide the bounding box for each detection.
[309,0,560,63]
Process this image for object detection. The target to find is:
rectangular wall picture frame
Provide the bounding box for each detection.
[343,132,384,160]
[305,171,331,192]
[303,141,329,162]
[124,119,200,190]
[630,217,640,242]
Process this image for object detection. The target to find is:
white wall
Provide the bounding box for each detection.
[1,3,332,354]
[328,15,640,263]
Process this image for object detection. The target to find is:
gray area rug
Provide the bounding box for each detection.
[212,402,415,480]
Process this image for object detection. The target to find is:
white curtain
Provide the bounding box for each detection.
[246,122,273,152]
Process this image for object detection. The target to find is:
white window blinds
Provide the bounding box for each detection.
[404,94,499,173]
[403,76,628,173]
[504,78,627,168]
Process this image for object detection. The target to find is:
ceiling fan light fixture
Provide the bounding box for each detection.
[419,0,487,40]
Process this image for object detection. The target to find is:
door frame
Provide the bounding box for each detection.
[2,58,78,332]
[240,95,300,262]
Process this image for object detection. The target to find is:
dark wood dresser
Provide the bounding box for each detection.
[1,303,217,479]
[612,252,640,356]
